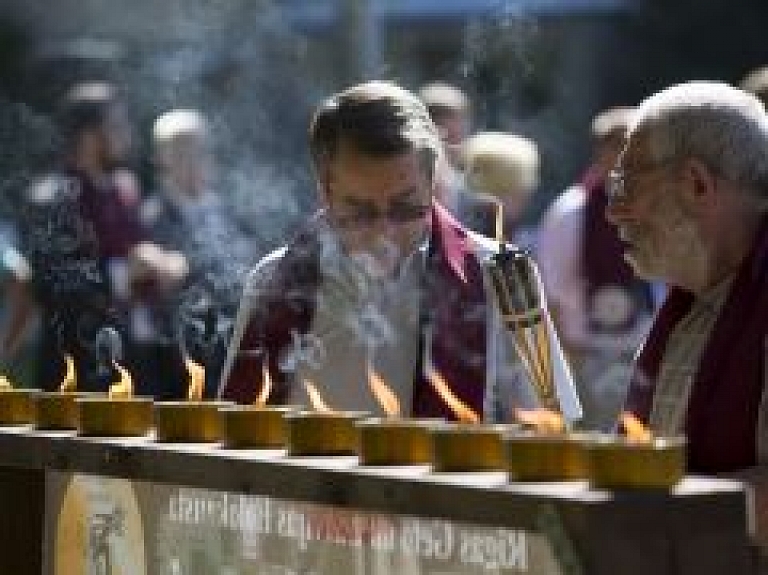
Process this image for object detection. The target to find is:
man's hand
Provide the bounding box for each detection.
[129,242,188,292]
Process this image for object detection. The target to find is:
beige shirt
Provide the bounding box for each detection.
[649,278,733,435]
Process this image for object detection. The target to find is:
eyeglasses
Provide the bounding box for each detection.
[606,169,630,201]
[331,202,432,229]
[607,159,678,202]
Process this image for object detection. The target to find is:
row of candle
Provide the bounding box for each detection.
[0,385,685,490]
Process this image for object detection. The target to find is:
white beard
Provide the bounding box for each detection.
[624,198,709,288]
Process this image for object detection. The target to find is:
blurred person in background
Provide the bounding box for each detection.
[217,80,581,424]
[610,82,768,563]
[0,219,37,386]
[461,131,540,250]
[418,81,500,237]
[417,82,471,175]
[20,81,186,391]
[537,106,658,431]
[741,65,768,107]
[137,108,259,398]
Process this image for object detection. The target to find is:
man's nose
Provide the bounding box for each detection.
[604,200,625,227]
[604,183,638,224]
[367,212,397,235]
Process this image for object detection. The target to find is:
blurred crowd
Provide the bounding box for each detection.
[0,65,767,433]
[0,82,262,398]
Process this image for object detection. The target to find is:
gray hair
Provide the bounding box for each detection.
[153,108,209,143]
[632,81,768,198]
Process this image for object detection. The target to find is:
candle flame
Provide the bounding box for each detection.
[0,375,12,390]
[619,411,653,442]
[59,354,77,392]
[514,408,565,434]
[254,363,273,406]
[303,379,331,412]
[366,363,401,417]
[186,357,205,402]
[108,361,134,398]
[425,365,479,423]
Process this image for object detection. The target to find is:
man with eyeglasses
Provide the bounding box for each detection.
[217,81,580,424]
[537,107,659,431]
[608,81,768,561]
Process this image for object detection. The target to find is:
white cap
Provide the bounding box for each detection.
[462,132,539,198]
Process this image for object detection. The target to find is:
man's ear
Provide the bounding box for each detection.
[682,157,717,202]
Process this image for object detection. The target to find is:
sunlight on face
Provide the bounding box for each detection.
[323,144,433,278]
[607,132,711,288]
[617,179,710,286]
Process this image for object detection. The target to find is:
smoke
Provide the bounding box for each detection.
[461,6,546,122]
[0,99,58,217]
[1,0,317,236]
[0,0,326,388]
[278,330,328,374]
[93,326,123,363]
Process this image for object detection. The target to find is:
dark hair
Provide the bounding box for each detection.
[57,82,118,146]
[309,81,440,175]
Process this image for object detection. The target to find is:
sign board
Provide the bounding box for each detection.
[44,471,577,574]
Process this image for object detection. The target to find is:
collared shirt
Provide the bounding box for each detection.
[649,277,734,435]
[290,229,427,415]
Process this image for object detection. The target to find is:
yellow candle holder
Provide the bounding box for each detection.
[585,435,686,490]
[34,391,103,430]
[0,388,40,425]
[153,401,233,443]
[284,410,369,456]
[220,405,299,449]
[430,422,520,472]
[505,431,590,482]
[356,418,440,466]
[76,396,154,437]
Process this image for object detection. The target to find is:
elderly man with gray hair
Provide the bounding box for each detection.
[609,81,768,559]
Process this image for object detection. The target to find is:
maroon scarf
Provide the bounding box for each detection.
[625,216,768,472]
[220,203,490,419]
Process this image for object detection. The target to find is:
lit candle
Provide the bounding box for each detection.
[424,324,479,423]
[254,362,272,407]
[619,411,653,443]
[59,354,77,392]
[185,357,205,402]
[366,361,401,417]
[303,378,332,412]
[108,361,134,398]
[0,375,12,390]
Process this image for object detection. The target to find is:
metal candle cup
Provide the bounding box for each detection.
[34,391,103,430]
[485,248,558,412]
[153,401,233,443]
[220,405,299,449]
[76,396,154,437]
[0,388,40,425]
[284,410,369,456]
[357,418,440,466]
[586,435,686,490]
[429,422,521,472]
[505,431,590,482]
